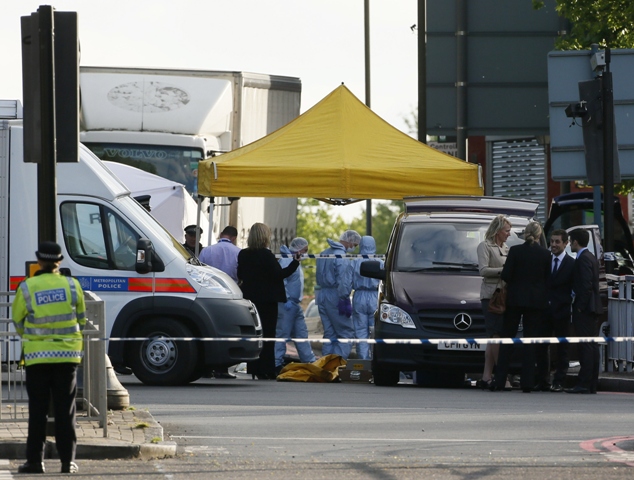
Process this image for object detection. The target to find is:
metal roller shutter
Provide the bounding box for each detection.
[491,138,547,223]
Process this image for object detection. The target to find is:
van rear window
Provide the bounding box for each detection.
[395,223,523,272]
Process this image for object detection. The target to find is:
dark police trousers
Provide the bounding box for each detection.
[572,310,600,392]
[25,363,78,464]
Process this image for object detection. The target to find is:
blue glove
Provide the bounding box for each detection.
[343,297,352,318]
[338,298,352,317]
[337,298,347,315]
[284,300,293,311]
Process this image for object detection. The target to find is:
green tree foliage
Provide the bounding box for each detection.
[349,201,403,255]
[295,198,348,298]
[533,1,634,50]
[616,180,634,195]
[295,199,402,298]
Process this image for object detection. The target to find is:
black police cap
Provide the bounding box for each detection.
[36,241,64,261]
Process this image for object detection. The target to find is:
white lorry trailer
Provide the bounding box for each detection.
[78,67,301,249]
[0,101,262,386]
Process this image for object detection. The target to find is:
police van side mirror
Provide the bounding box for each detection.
[135,238,165,274]
[360,261,385,281]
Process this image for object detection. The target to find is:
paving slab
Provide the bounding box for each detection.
[0,406,175,460]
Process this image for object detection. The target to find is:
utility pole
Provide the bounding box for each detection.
[364,0,372,236]
[417,0,426,143]
[566,46,620,274]
[21,5,79,244]
[456,0,468,160]
[602,47,615,274]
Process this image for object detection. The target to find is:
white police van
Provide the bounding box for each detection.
[0,102,261,386]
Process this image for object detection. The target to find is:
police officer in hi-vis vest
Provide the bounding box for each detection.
[12,242,86,474]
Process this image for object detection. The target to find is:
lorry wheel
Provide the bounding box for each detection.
[372,361,400,386]
[127,318,199,386]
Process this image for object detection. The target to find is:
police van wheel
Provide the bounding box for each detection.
[128,318,199,386]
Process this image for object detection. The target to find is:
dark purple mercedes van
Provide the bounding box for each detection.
[361,196,541,387]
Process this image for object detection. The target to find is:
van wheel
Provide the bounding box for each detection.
[372,362,400,386]
[415,370,465,388]
[127,318,199,386]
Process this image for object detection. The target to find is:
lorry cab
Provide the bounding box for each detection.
[1,117,262,386]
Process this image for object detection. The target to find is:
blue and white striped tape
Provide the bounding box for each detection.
[276,254,385,259]
[94,336,631,345]
[10,335,632,345]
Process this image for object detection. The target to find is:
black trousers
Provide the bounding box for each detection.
[494,307,543,390]
[25,363,78,464]
[247,301,279,378]
[535,309,571,385]
[572,310,600,392]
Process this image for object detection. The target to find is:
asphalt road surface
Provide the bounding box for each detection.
[7,374,634,478]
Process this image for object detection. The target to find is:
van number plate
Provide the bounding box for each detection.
[437,341,484,351]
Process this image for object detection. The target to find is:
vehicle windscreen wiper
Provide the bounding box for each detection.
[398,262,478,272]
[433,261,479,269]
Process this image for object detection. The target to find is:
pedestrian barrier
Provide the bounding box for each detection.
[607,274,634,372]
[1,291,107,436]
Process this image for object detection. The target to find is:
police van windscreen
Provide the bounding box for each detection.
[84,143,204,196]
[395,223,524,272]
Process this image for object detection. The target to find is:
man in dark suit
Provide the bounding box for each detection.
[565,229,603,394]
[535,229,575,392]
[492,222,551,392]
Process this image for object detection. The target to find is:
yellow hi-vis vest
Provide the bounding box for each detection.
[12,272,86,366]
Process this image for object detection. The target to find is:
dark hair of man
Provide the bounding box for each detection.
[221,226,238,237]
[551,229,568,243]
[569,229,589,247]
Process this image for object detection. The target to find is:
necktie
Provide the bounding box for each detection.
[552,256,559,274]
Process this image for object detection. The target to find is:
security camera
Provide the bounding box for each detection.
[565,101,587,119]
[590,51,606,72]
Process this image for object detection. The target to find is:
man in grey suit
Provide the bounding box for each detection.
[565,229,603,394]
[535,229,575,392]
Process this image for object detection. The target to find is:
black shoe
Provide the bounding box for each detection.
[522,387,532,393]
[214,371,237,379]
[564,386,590,394]
[18,462,45,474]
[550,383,563,393]
[475,379,493,390]
[61,462,78,473]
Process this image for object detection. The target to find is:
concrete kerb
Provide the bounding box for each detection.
[563,364,634,393]
[0,408,175,460]
[596,372,634,393]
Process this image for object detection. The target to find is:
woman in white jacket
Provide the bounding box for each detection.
[476,215,511,389]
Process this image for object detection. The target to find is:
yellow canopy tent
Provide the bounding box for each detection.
[198,85,482,202]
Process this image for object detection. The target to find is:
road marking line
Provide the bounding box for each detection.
[169,435,583,443]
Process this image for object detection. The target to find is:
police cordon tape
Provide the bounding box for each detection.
[13,335,633,345]
[76,336,634,345]
[276,254,385,259]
